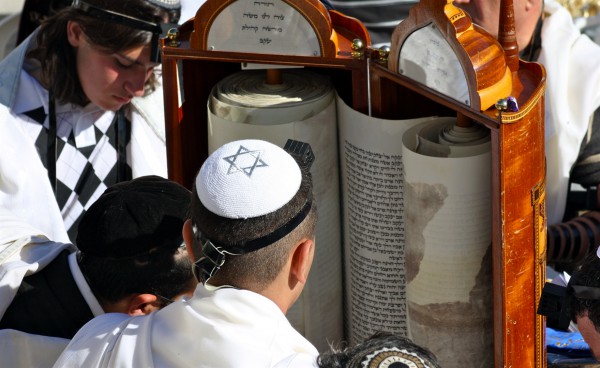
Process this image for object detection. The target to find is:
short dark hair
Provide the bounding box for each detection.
[570,251,600,331]
[190,163,317,290]
[28,0,166,106]
[317,331,441,368]
[78,245,195,307]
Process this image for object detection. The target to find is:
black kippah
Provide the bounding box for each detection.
[76,175,190,258]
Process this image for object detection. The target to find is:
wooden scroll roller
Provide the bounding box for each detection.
[266,69,282,85]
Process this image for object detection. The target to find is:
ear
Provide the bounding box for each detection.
[126,293,161,316]
[289,238,315,286]
[66,20,84,47]
[183,219,197,263]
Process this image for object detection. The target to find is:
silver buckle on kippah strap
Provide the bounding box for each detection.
[193,238,226,283]
[192,230,243,284]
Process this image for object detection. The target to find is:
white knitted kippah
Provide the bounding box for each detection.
[196,139,302,219]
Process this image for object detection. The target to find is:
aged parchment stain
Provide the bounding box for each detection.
[404,182,447,283]
[404,180,493,367]
[409,244,493,368]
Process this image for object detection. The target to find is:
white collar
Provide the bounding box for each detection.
[67,252,104,316]
[13,69,47,116]
[14,68,110,148]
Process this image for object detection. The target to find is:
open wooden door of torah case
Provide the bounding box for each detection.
[160,0,546,367]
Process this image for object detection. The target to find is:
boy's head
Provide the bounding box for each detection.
[77,175,197,313]
[186,139,317,297]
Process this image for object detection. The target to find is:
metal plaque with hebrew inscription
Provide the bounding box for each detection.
[399,23,470,106]
[207,0,321,56]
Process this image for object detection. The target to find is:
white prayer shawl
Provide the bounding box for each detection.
[0,209,76,367]
[0,329,69,368]
[540,1,600,224]
[0,208,76,317]
[0,103,69,243]
[0,30,168,242]
[55,285,319,368]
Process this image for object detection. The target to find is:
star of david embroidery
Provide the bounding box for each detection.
[223,145,268,177]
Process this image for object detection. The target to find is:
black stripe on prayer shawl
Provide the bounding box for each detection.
[116,108,130,182]
[23,106,47,124]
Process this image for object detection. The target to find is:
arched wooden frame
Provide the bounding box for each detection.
[389,0,511,112]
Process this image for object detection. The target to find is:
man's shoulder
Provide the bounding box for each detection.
[0,236,72,267]
[54,313,137,367]
[72,313,135,340]
[541,2,600,69]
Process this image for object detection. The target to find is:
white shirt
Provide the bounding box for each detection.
[67,252,104,317]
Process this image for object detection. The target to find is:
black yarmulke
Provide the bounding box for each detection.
[76,175,190,258]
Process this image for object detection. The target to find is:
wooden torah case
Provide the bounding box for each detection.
[160,0,546,367]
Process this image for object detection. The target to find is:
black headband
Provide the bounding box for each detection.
[193,198,313,283]
[206,198,313,255]
[71,0,164,63]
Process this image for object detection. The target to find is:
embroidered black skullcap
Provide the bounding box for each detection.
[318,332,441,368]
[346,333,441,368]
[76,175,190,258]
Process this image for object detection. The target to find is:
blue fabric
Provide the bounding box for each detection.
[546,327,592,357]
[547,353,598,365]
[0,30,35,109]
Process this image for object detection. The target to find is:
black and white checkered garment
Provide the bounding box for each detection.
[23,105,132,243]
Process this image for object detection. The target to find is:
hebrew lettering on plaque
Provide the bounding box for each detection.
[207,0,321,56]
